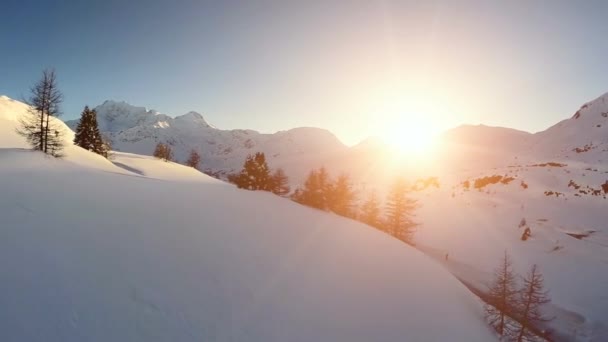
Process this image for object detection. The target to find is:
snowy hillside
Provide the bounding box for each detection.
[0,96,495,341]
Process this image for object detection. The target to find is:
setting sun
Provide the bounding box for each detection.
[383,120,439,156]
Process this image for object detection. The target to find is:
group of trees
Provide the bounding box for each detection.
[18,69,111,159]
[486,251,552,341]
[292,168,418,244]
[228,152,290,196]
[153,142,175,162]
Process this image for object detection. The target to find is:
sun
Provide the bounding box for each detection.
[383,119,439,157]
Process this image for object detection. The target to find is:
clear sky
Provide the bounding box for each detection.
[1,0,608,145]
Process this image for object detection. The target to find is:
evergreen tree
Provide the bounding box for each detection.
[17,68,65,157]
[292,168,330,210]
[515,264,551,342]
[230,152,272,190]
[360,191,382,229]
[270,168,290,196]
[185,149,201,168]
[485,251,519,338]
[153,142,173,161]
[74,106,105,156]
[328,173,356,217]
[385,178,417,243]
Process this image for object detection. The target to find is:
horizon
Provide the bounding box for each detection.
[2,0,608,146]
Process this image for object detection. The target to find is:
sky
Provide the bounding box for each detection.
[1,0,608,145]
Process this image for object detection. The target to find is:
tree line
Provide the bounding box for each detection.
[17,69,111,159]
[485,251,552,341]
[224,153,418,244]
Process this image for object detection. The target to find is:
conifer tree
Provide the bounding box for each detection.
[385,178,417,243]
[515,264,551,342]
[270,168,290,196]
[230,152,272,190]
[74,106,105,156]
[186,149,201,168]
[292,168,329,210]
[485,251,519,338]
[17,68,65,157]
[360,191,382,229]
[328,173,356,217]
[153,142,173,161]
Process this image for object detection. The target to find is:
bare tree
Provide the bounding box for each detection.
[515,264,551,342]
[485,251,519,339]
[153,142,173,162]
[185,149,201,168]
[17,68,65,157]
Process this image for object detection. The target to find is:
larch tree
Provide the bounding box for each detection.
[384,178,417,244]
[515,264,551,342]
[153,142,173,162]
[360,191,382,229]
[185,149,201,168]
[74,106,106,157]
[485,250,519,339]
[17,68,65,157]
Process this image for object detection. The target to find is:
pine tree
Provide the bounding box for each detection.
[17,68,65,157]
[360,191,382,229]
[385,178,417,243]
[74,106,105,156]
[270,168,290,196]
[515,264,551,342]
[230,152,272,191]
[328,173,356,218]
[293,168,329,210]
[186,149,201,168]
[485,251,519,338]
[153,142,173,161]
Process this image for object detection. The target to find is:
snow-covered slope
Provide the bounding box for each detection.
[0,96,495,341]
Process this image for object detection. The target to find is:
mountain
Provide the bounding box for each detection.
[66,101,347,180]
[0,96,495,341]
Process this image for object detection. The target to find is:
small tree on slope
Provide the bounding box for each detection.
[229,152,272,191]
[485,251,519,339]
[269,168,290,196]
[17,68,65,157]
[327,173,356,218]
[185,149,201,168]
[515,264,551,342]
[153,142,173,162]
[384,178,417,244]
[74,106,106,157]
[360,191,382,229]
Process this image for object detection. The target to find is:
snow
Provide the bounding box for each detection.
[0,96,495,341]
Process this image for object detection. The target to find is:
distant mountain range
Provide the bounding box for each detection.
[65,92,608,184]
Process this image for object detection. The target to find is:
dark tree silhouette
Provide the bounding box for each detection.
[153,142,173,162]
[385,178,417,243]
[229,152,272,190]
[17,68,65,157]
[485,251,519,338]
[185,149,201,168]
[292,167,331,210]
[515,264,551,342]
[74,106,106,157]
[270,168,290,196]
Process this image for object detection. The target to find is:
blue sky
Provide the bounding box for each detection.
[1,0,608,145]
